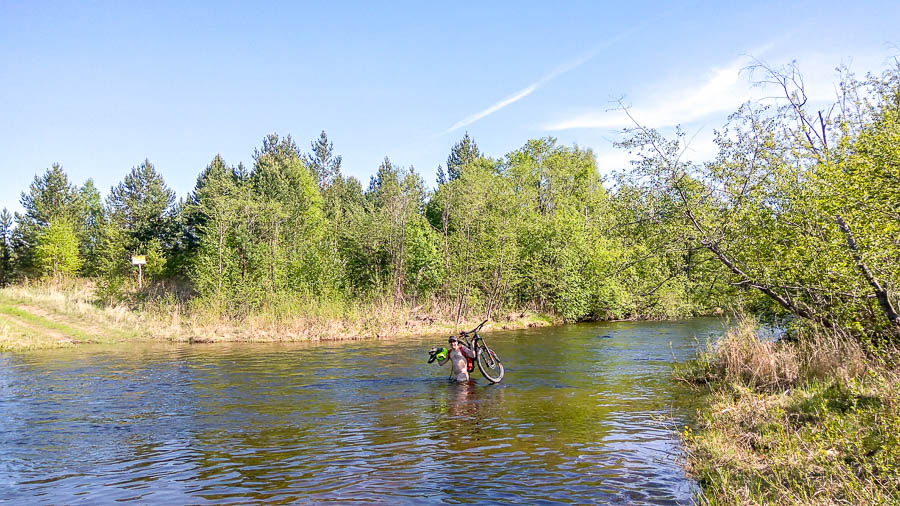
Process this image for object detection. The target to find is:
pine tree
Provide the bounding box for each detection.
[0,209,13,286]
[17,163,83,274]
[78,179,104,275]
[20,163,82,226]
[181,154,238,257]
[306,130,342,189]
[107,159,176,249]
[106,159,175,279]
[446,132,481,182]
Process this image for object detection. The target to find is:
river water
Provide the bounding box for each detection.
[0,318,725,504]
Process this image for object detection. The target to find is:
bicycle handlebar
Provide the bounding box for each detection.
[459,319,489,336]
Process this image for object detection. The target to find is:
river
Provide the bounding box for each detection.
[0,318,725,504]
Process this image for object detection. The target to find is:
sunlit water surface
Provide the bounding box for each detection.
[0,318,726,504]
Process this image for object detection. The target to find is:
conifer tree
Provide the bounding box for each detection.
[305,131,342,189]
[107,159,175,248]
[106,159,175,279]
[446,132,481,182]
[0,209,13,286]
[181,154,238,258]
[17,163,83,274]
[78,179,104,275]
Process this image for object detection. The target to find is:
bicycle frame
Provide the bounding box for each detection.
[457,319,489,351]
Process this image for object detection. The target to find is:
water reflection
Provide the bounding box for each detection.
[0,318,725,504]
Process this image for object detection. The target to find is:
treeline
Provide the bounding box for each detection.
[8,61,892,335]
[0,133,732,322]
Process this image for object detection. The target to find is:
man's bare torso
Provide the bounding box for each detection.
[449,346,473,381]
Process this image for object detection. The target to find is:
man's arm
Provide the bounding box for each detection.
[462,345,475,359]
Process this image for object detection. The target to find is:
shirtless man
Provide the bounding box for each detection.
[438,335,476,382]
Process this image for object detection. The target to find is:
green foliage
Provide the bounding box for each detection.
[252,133,325,288]
[15,164,85,275]
[0,209,14,287]
[403,217,445,297]
[95,158,177,298]
[0,135,734,323]
[620,63,900,342]
[35,219,82,281]
[94,217,131,305]
[445,132,481,183]
[19,163,83,226]
[143,238,167,280]
[185,136,330,316]
[107,158,176,251]
[2,119,736,322]
[181,155,238,260]
[77,179,104,275]
[305,130,342,189]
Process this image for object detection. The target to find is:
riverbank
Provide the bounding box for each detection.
[0,282,556,351]
[675,318,900,504]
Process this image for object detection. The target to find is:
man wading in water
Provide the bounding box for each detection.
[438,335,476,382]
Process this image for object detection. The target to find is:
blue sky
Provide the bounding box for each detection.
[2,1,898,213]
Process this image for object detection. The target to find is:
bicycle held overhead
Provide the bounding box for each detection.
[428,319,505,383]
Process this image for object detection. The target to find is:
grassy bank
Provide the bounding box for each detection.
[675,318,900,504]
[0,281,556,351]
[0,283,140,351]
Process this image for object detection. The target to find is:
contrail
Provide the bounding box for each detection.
[444,84,539,134]
[443,53,593,135]
[442,5,689,135]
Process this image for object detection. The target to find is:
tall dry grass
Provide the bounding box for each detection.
[1,280,137,331]
[676,315,871,391]
[1,279,553,345]
[174,294,551,343]
[676,315,900,504]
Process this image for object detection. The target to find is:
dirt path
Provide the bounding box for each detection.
[0,312,76,344]
[12,302,116,338]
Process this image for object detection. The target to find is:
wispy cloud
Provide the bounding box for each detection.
[545,56,754,131]
[443,53,595,134]
[443,6,685,135]
[444,84,540,134]
[543,46,867,132]
[581,48,884,173]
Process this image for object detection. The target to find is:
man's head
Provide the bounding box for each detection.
[448,336,459,348]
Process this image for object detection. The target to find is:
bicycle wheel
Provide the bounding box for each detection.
[476,345,504,383]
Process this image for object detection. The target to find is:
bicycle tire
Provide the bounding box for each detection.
[476,345,504,383]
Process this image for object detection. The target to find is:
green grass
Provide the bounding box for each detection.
[676,319,900,504]
[0,302,97,341]
[0,297,137,351]
[0,315,74,351]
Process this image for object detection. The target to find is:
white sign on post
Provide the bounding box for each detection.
[132,255,146,289]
